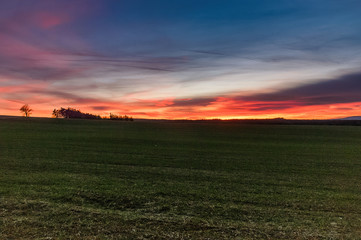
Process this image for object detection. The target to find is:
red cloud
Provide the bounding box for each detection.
[33,12,69,29]
[0,82,48,94]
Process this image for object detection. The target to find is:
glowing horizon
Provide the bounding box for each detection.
[1,0,361,120]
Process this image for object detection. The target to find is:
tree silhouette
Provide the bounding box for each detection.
[52,109,61,118]
[20,104,33,117]
[52,107,101,119]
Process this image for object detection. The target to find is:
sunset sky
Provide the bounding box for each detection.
[1,0,361,119]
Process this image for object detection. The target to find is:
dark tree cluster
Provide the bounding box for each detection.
[109,113,133,121]
[52,107,101,119]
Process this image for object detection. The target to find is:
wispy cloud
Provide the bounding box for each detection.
[1,0,361,119]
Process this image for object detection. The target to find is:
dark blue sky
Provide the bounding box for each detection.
[1,0,361,118]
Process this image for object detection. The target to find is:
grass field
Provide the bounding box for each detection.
[1,118,361,239]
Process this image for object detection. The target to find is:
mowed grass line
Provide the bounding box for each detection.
[1,118,361,239]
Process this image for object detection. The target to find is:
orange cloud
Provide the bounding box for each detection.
[2,92,361,120]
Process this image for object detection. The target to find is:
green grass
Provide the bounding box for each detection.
[1,118,361,239]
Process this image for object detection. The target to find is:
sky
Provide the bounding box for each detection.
[1,0,361,119]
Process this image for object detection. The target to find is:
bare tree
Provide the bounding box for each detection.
[20,104,33,117]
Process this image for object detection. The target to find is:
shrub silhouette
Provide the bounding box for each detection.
[109,113,133,121]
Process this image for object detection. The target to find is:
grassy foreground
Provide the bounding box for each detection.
[1,118,361,239]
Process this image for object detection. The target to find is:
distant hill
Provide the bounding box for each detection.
[0,115,19,118]
[336,116,361,120]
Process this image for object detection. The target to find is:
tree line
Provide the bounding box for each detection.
[19,104,133,121]
[52,107,102,119]
[52,107,133,121]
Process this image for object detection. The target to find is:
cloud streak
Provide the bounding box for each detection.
[1,1,361,119]
[239,72,361,106]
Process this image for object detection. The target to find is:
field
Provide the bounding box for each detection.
[1,118,361,239]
